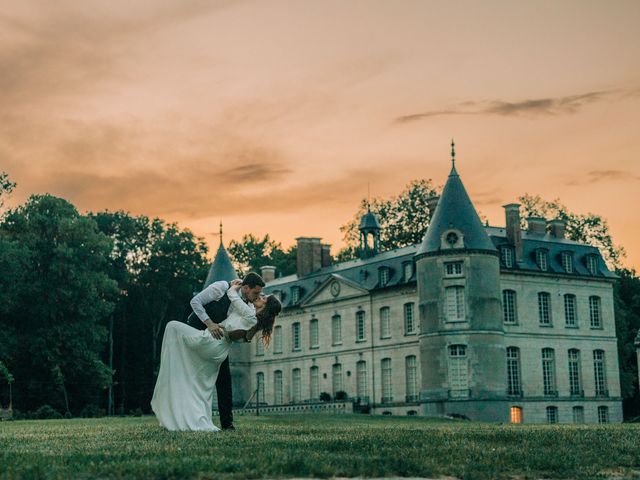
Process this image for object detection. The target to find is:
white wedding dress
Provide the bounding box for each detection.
[150,289,256,431]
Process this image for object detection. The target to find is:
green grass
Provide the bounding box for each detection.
[1,414,639,479]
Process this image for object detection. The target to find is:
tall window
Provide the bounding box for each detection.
[538,292,552,326]
[503,290,517,324]
[586,254,598,275]
[564,294,577,327]
[381,358,392,402]
[356,360,367,401]
[572,406,584,423]
[536,249,548,271]
[379,267,390,286]
[332,315,342,345]
[356,311,366,341]
[380,307,391,339]
[405,355,418,402]
[403,261,413,280]
[291,368,301,403]
[310,366,319,400]
[448,345,469,398]
[332,363,343,395]
[568,349,582,396]
[446,286,465,322]
[501,246,514,268]
[593,350,607,396]
[256,372,265,404]
[309,319,319,348]
[444,261,463,276]
[598,406,609,424]
[546,406,558,424]
[273,325,282,354]
[292,322,301,351]
[510,406,523,423]
[589,296,602,328]
[542,348,557,396]
[562,251,573,273]
[404,303,416,334]
[506,347,521,396]
[274,370,283,404]
[256,336,265,356]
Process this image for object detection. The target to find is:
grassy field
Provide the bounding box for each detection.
[1,414,639,480]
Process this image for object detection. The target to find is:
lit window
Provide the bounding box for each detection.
[506,347,521,396]
[593,350,607,396]
[291,322,301,351]
[503,290,517,324]
[568,349,582,396]
[538,292,552,326]
[405,356,418,402]
[381,358,393,402]
[572,406,584,423]
[446,286,465,322]
[510,406,523,423]
[448,345,469,398]
[586,255,599,275]
[404,303,416,334]
[542,348,557,396]
[536,249,548,271]
[332,315,342,345]
[598,406,609,424]
[444,261,463,276]
[378,267,390,286]
[589,296,602,328]
[309,318,319,348]
[564,294,577,327]
[291,368,301,403]
[356,311,366,342]
[501,246,514,268]
[546,406,558,424]
[562,251,574,273]
[380,307,391,339]
[273,325,282,354]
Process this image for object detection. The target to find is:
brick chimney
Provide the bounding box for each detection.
[296,237,322,278]
[548,219,566,239]
[503,203,523,261]
[260,265,276,283]
[426,196,439,218]
[526,216,547,236]
[321,244,332,268]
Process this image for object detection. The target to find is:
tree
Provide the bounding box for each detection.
[228,234,297,277]
[339,179,439,259]
[0,171,16,211]
[519,194,625,269]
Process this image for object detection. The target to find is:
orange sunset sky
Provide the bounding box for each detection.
[2,0,639,269]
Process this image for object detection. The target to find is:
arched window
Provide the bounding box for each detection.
[564,294,577,327]
[593,350,607,396]
[538,292,552,326]
[291,322,301,351]
[589,296,602,328]
[542,348,557,396]
[404,303,416,334]
[568,349,582,396]
[356,311,366,342]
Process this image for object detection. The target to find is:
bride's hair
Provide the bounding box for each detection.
[256,295,282,347]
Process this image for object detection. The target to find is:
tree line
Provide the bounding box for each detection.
[0,171,638,419]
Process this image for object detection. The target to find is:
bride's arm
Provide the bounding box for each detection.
[227,325,259,342]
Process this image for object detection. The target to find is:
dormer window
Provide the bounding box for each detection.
[403,261,413,281]
[586,254,599,275]
[536,249,549,271]
[378,266,390,286]
[359,269,368,283]
[561,251,574,273]
[290,286,300,304]
[501,246,514,268]
[444,261,463,277]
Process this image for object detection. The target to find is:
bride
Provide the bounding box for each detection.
[151,283,281,431]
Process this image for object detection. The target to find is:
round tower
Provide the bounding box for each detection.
[359,207,381,259]
[415,142,507,421]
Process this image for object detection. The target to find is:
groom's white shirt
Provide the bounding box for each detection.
[190,280,255,325]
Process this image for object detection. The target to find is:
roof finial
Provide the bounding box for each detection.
[451,139,455,167]
[367,182,371,211]
[219,220,223,244]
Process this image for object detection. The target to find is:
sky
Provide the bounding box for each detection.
[1,0,639,269]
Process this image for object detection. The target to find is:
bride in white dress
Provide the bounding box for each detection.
[151,284,281,431]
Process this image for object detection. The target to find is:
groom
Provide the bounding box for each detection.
[187,272,265,430]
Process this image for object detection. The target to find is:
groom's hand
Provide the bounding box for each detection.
[229,279,242,287]
[207,324,224,339]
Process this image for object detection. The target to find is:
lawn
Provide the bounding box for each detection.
[1,414,639,479]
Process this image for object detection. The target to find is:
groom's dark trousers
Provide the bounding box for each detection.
[187,293,233,429]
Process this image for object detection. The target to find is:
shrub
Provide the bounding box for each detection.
[335,390,348,401]
[80,404,105,418]
[319,392,331,402]
[33,405,63,420]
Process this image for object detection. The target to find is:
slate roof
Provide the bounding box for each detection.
[418,164,496,257]
[359,209,381,230]
[203,241,239,288]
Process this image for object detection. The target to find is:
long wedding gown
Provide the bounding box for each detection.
[150,288,256,431]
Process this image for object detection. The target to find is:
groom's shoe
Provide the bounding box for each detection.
[221,424,236,431]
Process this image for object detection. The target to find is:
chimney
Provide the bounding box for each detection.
[426,196,439,218]
[321,244,332,268]
[548,219,566,239]
[526,216,547,236]
[260,265,276,283]
[296,237,322,278]
[503,203,523,261]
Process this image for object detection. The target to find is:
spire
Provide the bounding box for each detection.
[203,221,238,287]
[450,138,458,176]
[417,142,496,257]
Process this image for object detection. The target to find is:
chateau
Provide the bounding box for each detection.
[211,149,623,424]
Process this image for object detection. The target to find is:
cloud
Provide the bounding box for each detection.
[393,88,634,123]
[566,169,640,186]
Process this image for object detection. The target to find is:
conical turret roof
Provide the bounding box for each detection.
[203,223,239,287]
[417,148,496,257]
